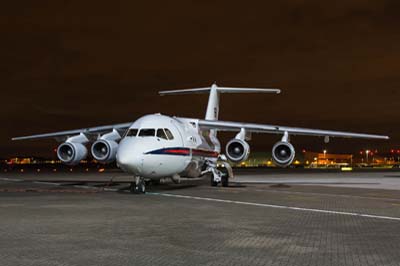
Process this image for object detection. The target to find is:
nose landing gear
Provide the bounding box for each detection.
[130,176,146,194]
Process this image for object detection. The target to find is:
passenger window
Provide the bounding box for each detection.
[126,128,138,137]
[156,129,168,140]
[164,128,174,140]
[138,128,155,137]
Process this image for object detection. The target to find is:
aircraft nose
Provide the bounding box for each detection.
[116,139,143,175]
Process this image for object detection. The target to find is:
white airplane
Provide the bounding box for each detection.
[13,84,389,193]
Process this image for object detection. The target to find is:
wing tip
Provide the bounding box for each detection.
[374,135,389,140]
[12,136,31,141]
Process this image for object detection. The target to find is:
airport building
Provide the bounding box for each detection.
[304,151,352,168]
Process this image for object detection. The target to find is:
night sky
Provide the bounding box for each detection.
[2,1,400,158]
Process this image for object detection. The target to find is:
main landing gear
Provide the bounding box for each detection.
[202,159,233,188]
[130,176,146,194]
[210,166,230,187]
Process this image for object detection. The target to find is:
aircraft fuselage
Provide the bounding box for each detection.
[116,114,220,179]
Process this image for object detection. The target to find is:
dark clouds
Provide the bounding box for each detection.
[1,0,400,157]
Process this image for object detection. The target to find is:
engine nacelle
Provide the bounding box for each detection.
[91,139,118,164]
[57,142,88,165]
[272,141,295,167]
[225,139,250,163]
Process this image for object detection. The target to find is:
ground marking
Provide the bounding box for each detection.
[223,186,400,202]
[0,177,24,182]
[149,192,400,222]
[0,177,119,192]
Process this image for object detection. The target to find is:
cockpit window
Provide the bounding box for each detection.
[156,129,168,140]
[126,128,138,137]
[164,128,174,140]
[138,128,155,137]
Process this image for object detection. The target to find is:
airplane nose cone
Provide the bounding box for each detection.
[116,139,143,175]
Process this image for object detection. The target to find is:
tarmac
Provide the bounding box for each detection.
[1,169,400,266]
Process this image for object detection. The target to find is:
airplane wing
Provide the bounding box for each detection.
[198,119,389,140]
[12,122,132,141]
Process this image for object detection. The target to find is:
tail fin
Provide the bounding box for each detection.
[159,83,281,121]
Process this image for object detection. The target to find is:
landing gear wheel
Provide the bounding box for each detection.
[221,175,229,187]
[210,175,218,187]
[130,177,146,194]
[219,167,229,187]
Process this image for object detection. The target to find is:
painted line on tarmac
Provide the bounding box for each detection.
[148,192,400,222]
[0,177,119,192]
[0,177,24,182]
[224,186,400,202]
[234,181,380,185]
[34,181,61,186]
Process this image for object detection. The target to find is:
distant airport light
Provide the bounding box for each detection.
[341,167,353,171]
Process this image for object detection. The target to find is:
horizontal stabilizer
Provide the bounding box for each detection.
[159,85,281,96]
[159,87,211,95]
[215,87,281,94]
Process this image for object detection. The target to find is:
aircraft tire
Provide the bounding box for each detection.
[221,175,229,187]
[130,180,146,194]
[210,175,218,187]
[219,167,229,187]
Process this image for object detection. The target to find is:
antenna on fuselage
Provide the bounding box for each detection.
[159,83,281,121]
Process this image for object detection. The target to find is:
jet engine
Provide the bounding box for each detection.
[57,142,88,165]
[272,141,295,167]
[225,139,250,163]
[91,139,118,163]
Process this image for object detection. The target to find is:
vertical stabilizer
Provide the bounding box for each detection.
[205,83,220,121]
